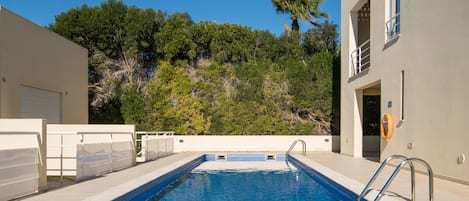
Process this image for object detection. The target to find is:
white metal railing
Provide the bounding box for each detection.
[47,131,134,182]
[136,131,174,162]
[285,139,306,164]
[358,155,434,201]
[358,155,412,201]
[386,13,400,42]
[350,39,371,77]
[375,158,433,201]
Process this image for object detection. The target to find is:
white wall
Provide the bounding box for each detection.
[341,0,469,183]
[0,7,88,123]
[173,135,336,152]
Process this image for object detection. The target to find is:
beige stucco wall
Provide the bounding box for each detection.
[0,119,47,191]
[341,0,469,182]
[0,7,88,123]
[173,135,338,152]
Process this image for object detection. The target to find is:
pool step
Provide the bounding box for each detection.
[207,153,285,161]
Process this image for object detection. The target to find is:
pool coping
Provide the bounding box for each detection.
[24,152,398,201]
[290,154,398,201]
[83,153,205,201]
[87,153,398,201]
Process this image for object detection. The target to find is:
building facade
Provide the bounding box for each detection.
[341,0,469,183]
[0,7,88,123]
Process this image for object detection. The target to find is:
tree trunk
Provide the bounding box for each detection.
[291,17,300,32]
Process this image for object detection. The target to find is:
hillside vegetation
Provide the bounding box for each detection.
[50,0,340,135]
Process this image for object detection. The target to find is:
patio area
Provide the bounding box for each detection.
[21,151,469,201]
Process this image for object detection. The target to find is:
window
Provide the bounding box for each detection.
[386,0,400,41]
[400,70,405,120]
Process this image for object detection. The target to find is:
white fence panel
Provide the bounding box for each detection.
[143,138,158,161]
[77,143,112,180]
[140,136,174,162]
[166,137,174,156]
[111,141,134,171]
[47,125,135,182]
[0,148,39,200]
[157,138,167,158]
[136,131,174,162]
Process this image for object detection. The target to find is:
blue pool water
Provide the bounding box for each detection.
[115,154,357,201]
[150,169,341,201]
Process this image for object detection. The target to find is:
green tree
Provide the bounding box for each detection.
[209,23,252,63]
[307,52,334,134]
[271,0,328,32]
[147,62,210,134]
[247,30,277,61]
[120,82,147,130]
[154,13,196,64]
[50,0,165,123]
[50,0,340,135]
[303,20,339,55]
[272,32,304,60]
[189,21,217,61]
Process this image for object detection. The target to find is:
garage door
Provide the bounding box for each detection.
[20,86,62,123]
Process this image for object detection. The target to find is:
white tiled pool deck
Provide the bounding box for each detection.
[23,153,204,201]
[22,152,469,201]
[304,152,469,201]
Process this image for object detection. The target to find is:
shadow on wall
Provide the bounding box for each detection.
[331,54,341,136]
[332,135,340,153]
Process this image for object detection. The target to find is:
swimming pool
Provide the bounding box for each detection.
[115,154,358,201]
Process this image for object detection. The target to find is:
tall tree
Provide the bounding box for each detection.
[146,62,210,134]
[50,0,340,134]
[154,12,195,64]
[303,20,338,55]
[50,0,165,123]
[271,0,328,32]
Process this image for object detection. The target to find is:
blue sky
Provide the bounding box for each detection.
[0,0,340,36]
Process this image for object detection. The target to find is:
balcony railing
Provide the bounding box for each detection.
[350,39,370,77]
[386,13,400,41]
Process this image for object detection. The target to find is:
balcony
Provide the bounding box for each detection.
[386,13,400,42]
[350,39,370,77]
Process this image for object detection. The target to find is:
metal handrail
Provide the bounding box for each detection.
[350,39,371,77]
[136,131,174,156]
[358,155,415,201]
[375,158,433,201]
[358,155,433,201]
[46,131,134,183]
[285,139,306,163]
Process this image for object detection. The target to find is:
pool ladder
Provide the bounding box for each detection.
[285,139,306,163]
[358,155,434,201]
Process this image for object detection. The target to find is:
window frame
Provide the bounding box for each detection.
[385,0,401,42]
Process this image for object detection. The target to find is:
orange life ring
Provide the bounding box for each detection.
[380,113,395,141]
